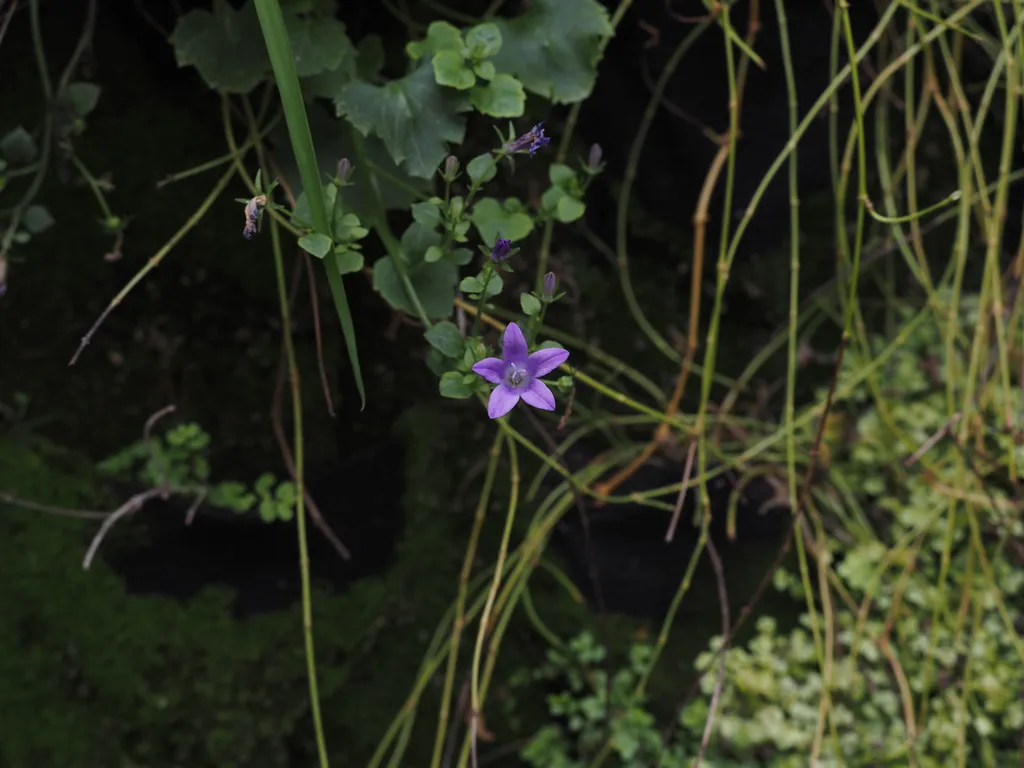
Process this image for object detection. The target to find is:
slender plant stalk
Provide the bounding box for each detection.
[430,435,503,768]
[252,0,366,408]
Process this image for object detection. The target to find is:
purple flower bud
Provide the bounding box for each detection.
[491,237,512,262]
[337,158,352,183]
[587,144,603,172]
[443,155,460,181]
[542,272,556,299]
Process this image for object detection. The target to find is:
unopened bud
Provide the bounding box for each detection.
[337,158,353,183]
[491,237,512,263]
[443,155,460,181]
[587,143,603,172]
[542,271,557,300]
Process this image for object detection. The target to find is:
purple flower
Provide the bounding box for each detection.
[491,237,512,262]
[505,122,551,157]
[472,322,570,419]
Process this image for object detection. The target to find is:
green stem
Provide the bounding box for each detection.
[469,260,495,338]
[252,0,365,409]
[429,434,503,768]
[468,430,519,768]
[67,151,114,220]
[269,214,328,768]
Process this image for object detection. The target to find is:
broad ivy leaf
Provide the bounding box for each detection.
[339,62,471,179]
[169,0,268,94]
[23,205,54,234]
[300,26,358,100]
[284,14,351,77]
[357,35,385,80]
[492,0,612,104]
[272,107,430,217]
[471,74,525,117]
[1,127,37,164]
[470,197,534,245]
[372,256,457,319]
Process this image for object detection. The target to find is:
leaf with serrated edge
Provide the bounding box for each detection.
[169,0,268,93]
[339,62,470,179]
[491,0,612,104]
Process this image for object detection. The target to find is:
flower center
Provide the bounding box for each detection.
[503,362,530,390]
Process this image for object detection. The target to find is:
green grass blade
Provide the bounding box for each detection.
[252,0,366,409]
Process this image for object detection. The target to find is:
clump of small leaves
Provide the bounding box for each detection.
[99,421,297,522]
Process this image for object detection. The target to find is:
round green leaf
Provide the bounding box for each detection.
[298,232,333,258]
[1,127,37,164]
[335,249,364,274]
[467,153,497,185]
[433,50,476,90]
[465,23,502,58]
[439,371,473,399]
[60,82,101,118]
[470,197,534,245]
[424,245,445,263]
[520,292,542,316]
[258,499,276,522]
[412,200,443,228]
[483,272,503,298]
[549,163,576,188]
[556,196,585,223]
[424,21,465,54]
[425,320,464,358]
[474,61,496,81]
[23,205,55,235]
[470,74,525,118]
[460,277,484,294]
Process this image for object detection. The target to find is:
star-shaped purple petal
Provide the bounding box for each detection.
[471,322,570,419]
